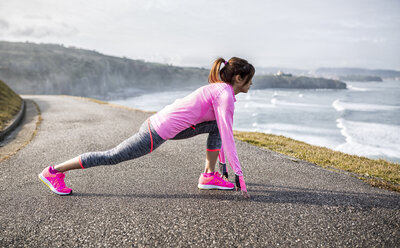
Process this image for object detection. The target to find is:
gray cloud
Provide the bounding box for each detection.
[0,19,9,29]
[0,0,399,69]
[7,22,78,39]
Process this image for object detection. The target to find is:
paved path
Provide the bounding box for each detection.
[0,95,399,247]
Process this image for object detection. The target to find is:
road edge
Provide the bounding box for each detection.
[0,99,42,163]
[0,100,25,141]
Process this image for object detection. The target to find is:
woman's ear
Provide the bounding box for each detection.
[234,75,242,84]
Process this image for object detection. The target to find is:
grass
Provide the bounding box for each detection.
[0,79,22,130]
[233,130,400,192]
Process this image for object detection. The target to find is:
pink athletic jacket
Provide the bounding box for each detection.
[150,83,247,190]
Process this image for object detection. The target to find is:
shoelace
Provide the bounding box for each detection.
[212,176,226,185]
[214,172,222,178]
[54,173,66,188]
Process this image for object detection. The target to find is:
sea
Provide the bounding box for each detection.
[110,80,400,163]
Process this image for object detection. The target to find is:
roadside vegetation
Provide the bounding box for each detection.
[0,79,22,130]
[234,131,400,192]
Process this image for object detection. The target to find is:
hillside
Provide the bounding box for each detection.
[253,75,346,89]
[1,41,348,100]
[0,79,22,130]
[338,75,383,82]
[0,41,208,99]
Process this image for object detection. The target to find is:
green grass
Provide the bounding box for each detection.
[234,131,400,192]
[0,79,22,130]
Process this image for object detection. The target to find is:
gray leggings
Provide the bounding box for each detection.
[79,119,222,168]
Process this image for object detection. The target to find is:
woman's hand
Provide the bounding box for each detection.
[236,185,250,199]
[242,191,250,199]
[235,175,250,199]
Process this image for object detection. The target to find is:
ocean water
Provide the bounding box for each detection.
[110,80,400,163]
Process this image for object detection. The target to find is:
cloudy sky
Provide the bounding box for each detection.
[0,0,399,70]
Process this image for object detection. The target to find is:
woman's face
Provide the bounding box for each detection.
[233,75,253,94]
[240,79,252,93]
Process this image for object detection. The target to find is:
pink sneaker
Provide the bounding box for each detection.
[38,166,72,195]
[214,171,222,177]
[198,172,234,190]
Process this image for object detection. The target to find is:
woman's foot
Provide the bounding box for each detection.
[38,166,72,195]
[198,172,234,190]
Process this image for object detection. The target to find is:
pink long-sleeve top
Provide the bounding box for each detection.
[149,83,244,178]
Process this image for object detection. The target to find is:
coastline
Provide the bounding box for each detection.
[233,131,400,192]
[1,93,398,192]
[70,95,400,193]
[109,82,400,164]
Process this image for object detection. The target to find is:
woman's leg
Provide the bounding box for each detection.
[204,150,219,173]
[171,121,234,190]
[40,119,165,195]
[171,121,222,173]
[54,156,81,172]
[55,119,165,172]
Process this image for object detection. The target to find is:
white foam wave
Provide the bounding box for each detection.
[347,85,369,92]
[257,122,338,136]
[270,99,321,108]
[273,91,290,97]
[335,118,400,158]
[240,124,342,148]
[332,99,400,112]
[239,102,275,109]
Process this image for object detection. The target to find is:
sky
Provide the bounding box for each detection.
[0,0,399,70]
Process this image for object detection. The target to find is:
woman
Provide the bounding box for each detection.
[39,57,255,199]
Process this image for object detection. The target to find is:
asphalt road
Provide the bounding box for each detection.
[0,95,399,247]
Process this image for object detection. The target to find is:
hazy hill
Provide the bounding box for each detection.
[315,67,400,80]
[1,41,348,100]
[253,75,346,89]
[0,41,208,99]
[254,67,309,75]
[338,75,383,82]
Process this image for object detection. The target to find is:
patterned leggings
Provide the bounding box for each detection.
[79,119,221,168]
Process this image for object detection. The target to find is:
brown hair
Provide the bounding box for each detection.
[208,57,255,85]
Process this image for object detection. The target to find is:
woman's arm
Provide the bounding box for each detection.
[213,90,249,198]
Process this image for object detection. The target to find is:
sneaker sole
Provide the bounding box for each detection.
[198,184,234,190]
[38,173,72,195]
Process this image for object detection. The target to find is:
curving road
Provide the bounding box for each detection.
[0,95,399,247]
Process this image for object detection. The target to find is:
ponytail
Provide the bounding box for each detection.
[208,58,225,83]
[208,57,255,86]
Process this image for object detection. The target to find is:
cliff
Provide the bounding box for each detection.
[0,41,208,99]
[253,75,347,89]
[1,41,347,99]
[338,75,383,82]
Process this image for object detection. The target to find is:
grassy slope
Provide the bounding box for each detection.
[0,79,22,130]
[234,131,400,192]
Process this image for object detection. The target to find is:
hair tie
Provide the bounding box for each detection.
[224,61,228,66]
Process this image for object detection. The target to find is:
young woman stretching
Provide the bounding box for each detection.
[39,57,255,199]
